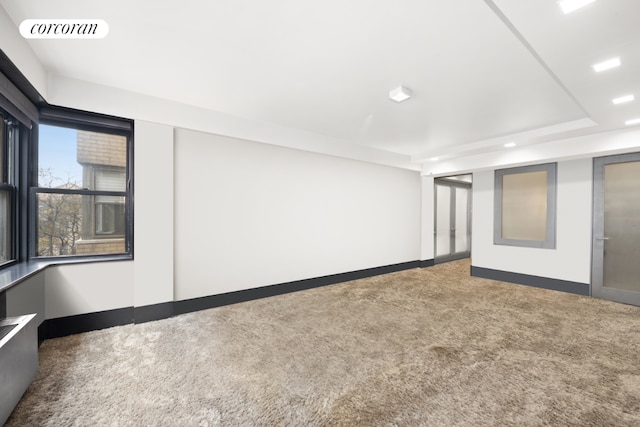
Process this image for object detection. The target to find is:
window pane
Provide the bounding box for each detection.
[455,187,469,252]
[38,125,82,188]
[0,191,11,262]
[95,167,126,204]
[39,126,127,190]
[37,122,129,257]
[77,130,127,191]
[501,170,547,241]
[36,193,126,256]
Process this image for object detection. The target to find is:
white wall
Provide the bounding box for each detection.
[174,128,421,300]
[420,176,435,261]
[42,121,422,315]
[471,158,592,284]
[44,262,133,319]
[0,6,47,97]
[133,121,174,307]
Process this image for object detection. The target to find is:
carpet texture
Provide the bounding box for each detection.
[6,260,640,426]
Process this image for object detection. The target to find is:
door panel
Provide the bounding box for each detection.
[435,179,471,264]
[593,154,640,305]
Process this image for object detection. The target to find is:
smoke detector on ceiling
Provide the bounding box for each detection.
[389,86,412,103]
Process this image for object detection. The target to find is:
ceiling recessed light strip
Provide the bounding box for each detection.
[504,142,516,148]
[625,118,640,126]
[559,0,596,15]
[593,57,621,72]
[612,94,635,105]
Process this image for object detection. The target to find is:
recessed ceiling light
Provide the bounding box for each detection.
[504,142,516,148]
[593,57,621,72]
[430,157,439,161]
[612,94,635,104]
[625,118,640,126]
[389,86,412,103]
[559,0,596,14]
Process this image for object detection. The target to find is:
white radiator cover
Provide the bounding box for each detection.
[0,313,38,425]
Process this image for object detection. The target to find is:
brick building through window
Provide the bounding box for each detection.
[74,130,127,255]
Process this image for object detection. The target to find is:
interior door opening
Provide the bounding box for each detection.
[592,153,640,306]
[434,174,472,264]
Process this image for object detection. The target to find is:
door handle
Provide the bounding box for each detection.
[596,237,610,241]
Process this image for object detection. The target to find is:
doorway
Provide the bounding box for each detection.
[592,153,640,306]
[434,175,472,264]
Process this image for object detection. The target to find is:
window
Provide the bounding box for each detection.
[0,113,12,263]
[0,108,27,266]
[2,54,131,267]
[494,163,557,249]
[33,108,133,258]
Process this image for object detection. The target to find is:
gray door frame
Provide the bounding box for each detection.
[592,152,640,306]
[434,178,472,264]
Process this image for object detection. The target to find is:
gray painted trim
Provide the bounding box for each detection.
[494,163,557,249]
[471,265,589,296]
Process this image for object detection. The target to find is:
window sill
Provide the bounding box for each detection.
[0,255,132,294]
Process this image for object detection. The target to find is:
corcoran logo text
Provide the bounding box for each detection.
[20,19,109,39]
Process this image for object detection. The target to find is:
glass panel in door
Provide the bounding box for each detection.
[435,184,451,257]
[455,187,469,253]
[603,161,640,292]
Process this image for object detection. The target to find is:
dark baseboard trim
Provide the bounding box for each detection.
[471,266,589,296]
[38,323,47,346]
[174,260,421,315]
[420,259,435,268]
[41,260,423,339]
[44,307,134,340]
[134,302,174,324]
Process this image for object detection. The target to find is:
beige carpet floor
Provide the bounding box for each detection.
[6,260,640,426]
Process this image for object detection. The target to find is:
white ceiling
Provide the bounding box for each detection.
[1,0,640,168]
